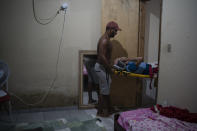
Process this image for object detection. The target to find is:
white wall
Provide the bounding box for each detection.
[158,0,197,112]
[144,0,161,63]
[0,0,101,108]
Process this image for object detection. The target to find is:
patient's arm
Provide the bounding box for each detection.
[114,57,143,65]
[126,57,143,65]
[114,57,127,65]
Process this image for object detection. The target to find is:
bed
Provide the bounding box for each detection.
[115,107,197,131]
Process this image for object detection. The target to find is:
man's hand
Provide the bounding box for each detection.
[106,66,113,74]
[111,68,115,74]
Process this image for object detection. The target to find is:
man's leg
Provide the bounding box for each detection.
[97,94,110,117]
[102,95,110,116]
[107,95,116,114]
[102,95,117,115]
[94,63,110,117]
[97,94,103,115]
[95,84,100,99]
[88,82,96,104]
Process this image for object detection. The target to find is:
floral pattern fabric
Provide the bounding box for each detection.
[118,108,197,131]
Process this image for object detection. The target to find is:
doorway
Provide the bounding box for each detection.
[140,0,162,107]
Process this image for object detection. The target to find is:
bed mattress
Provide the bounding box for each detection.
[118,108,197,131]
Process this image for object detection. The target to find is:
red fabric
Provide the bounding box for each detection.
[0,93,10,102]
[153,67,158,73]
[151,104,197,123]
[149,65,153,78]
[148,65,154,89]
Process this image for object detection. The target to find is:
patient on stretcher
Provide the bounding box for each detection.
[113,57,158,76]
[113,57,144,73]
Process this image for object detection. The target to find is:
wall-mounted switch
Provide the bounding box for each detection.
[167,43,172,52]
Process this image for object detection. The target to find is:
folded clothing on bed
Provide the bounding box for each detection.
[118,108,197,131]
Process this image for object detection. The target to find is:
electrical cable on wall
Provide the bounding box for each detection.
[32,0,59,25]
[32,0,68,25]
[11,1,68,106]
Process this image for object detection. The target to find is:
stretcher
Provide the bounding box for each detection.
[113,70,151,78]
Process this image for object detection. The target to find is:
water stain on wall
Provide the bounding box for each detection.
[11,92,77,110]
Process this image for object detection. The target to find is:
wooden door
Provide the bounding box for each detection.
[102,0,142,108]
[102,0,139,59]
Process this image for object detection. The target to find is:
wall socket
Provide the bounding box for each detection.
[162,100,168,107]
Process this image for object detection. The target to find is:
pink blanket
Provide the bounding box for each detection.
[118,108,197,131]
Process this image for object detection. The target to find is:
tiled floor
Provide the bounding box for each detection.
[0,106,114,131]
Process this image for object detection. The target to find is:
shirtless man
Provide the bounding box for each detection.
[94,21,121,117]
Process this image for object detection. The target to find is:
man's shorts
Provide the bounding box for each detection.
[94,63,111,95]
